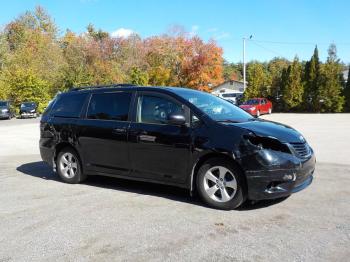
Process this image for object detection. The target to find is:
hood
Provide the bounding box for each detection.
[0,106,8,110]
[229,119,304,143]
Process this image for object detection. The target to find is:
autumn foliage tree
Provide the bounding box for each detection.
[0,6,348,113]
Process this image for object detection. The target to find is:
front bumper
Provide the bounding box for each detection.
[0,112,10,119]
[20,112,37,118]
[245,152,316,200]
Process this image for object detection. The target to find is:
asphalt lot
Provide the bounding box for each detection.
[0,114,349,261]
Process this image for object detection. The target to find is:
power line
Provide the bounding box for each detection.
[249,40,285,57]
[250,39,350,46]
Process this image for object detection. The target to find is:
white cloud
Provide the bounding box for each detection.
[111,28,134,38]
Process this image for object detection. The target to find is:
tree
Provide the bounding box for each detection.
[303,46,321,112]
[148,66,171,86]
[244,62,268,99]
[317,44,345,112]
[178,37,223,91]
[87,24,109,41]
[267,57,290,101]
[2,68,50,112]
[129,67,149,85]
[281,56,304,110]
[223,60,242,81]
[344,66,350,111]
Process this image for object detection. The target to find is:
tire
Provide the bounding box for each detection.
[56,147,86,184]
[256,110,260,117]
[268,108,272,114]
[196,158,245,210]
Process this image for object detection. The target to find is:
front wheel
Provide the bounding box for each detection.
[196,158,245,210]
[57,148,86,184]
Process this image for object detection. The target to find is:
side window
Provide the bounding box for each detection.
[51,93,87,118]
[87,92,131,121]
[137,95,184,124]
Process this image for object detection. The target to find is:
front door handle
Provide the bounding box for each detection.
[112,128,127,134]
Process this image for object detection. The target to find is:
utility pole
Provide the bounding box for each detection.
[243,37,246,91]
[243,35,252,91]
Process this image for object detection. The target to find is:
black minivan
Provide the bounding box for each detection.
[40,85,315,210]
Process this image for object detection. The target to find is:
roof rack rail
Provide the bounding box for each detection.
[69,83,136,91]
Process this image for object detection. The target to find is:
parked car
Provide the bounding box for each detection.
[40,85,315,210]
[19,102,38,118]
[218,92,243,105]
[239,98,272,117]
[0,100,14,120]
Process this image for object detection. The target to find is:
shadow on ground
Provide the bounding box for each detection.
[17,161,287,211]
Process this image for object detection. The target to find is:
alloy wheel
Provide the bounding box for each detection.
[59,152,78,179]
[203,166,237,203]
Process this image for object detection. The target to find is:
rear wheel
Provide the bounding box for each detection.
[57,147,86,183]
[196,158,245,210]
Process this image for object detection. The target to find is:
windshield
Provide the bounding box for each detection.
[0,101,7,107]
[172,88,253,122]
[21,102,36,108]
[243,99,259,105]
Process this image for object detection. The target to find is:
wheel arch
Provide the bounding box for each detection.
[190,152,247,195]
[53,142,82,172]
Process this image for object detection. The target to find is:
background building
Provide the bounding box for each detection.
[211,80,245,96]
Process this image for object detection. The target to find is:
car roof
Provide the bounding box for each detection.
[64,85,198,96]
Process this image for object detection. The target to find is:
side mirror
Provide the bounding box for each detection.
[168,114,186,125]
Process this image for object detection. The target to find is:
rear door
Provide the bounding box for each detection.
[78,91,133,176]
[45,92,89,159]
[128,91,191,183]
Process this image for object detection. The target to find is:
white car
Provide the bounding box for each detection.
[218,92,243,105]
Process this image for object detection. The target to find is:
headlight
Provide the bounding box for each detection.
[2,109,8,113]
[244,134,290,153]
[30,109,35,113]
[250,107,256,110]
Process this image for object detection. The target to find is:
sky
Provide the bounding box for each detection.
[1,0,350,63]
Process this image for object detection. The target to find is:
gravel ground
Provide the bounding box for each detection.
[0,115,349,262]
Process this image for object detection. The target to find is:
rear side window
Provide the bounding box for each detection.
[87,92,131,121]
[51,93,87,118]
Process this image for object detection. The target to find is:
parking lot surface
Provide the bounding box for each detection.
[0,115,349,261]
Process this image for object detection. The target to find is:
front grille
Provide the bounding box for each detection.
[289,142,311,159]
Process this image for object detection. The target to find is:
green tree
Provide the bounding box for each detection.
[267,57,290,101]
[303,46,321,112]
[281,56,304,110]
[2,68,50,112]
[87,24,109,41]
[244,62,268,99]
[129,67,149,85]
[318,44,345,112]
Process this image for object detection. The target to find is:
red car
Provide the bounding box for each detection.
[239,98,272,117]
